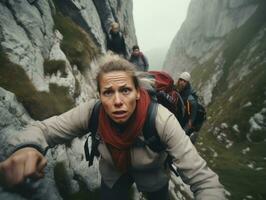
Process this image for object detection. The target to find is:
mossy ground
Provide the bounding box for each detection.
[52,0,101,74]
[44,59,67,77]
[0,49,74,120]
[194,1,266,199]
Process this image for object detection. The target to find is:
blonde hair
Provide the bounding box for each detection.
[96,53,139,92]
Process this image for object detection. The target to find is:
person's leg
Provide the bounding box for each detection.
[143,182,170,200]
[100,173,134,200]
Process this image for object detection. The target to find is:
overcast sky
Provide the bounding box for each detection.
[133,0,191,68]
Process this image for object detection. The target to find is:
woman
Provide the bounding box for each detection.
[0,54,225,200]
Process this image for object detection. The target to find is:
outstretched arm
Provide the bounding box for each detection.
[0,99,97,187]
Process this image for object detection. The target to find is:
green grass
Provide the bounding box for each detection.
[52,2,101,74]
[190,50,220,91]
[192,2,266,199]
[197,28,266,199]
[206,63,266,140]
[0,49,75,120]
[44,59,67,77]
[197,132,266,200]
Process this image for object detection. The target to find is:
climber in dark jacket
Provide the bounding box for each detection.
[107,22,127,58]
[129,45,149,71]
[175,72,197,136]
[92,0,127,57]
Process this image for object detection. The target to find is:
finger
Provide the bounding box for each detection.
[34,170,45,179]
[4,158,25,186]
[0,148,43,187]
[37,156,47,172]
[32,156,47,179]
[23,154,39,178]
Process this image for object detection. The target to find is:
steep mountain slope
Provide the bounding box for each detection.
[164,0,266,199]
[0,1,193,200]
[0,0,136,199]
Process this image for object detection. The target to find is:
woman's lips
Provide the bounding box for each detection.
[112,110,127,119]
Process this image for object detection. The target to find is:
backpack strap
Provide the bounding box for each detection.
[140,53,148,67]
[176,92,185,117]
[142,101,179,176]
[84,100,179,176]
[142,101,167,153]
[84,100,101,166]
[186,100,191,116]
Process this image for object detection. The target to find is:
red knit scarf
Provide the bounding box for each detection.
[99,89,151,172]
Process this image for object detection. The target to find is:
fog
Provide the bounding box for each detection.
[133,0,191,69]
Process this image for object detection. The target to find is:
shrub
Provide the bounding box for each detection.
[52,7,101,74]
[44,59,67,77]
[0,48,75,120]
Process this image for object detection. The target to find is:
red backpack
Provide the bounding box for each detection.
[148,71,180,109]
[148,71,185,122]
[149,71,175,92]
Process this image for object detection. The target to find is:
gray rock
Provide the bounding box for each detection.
[0,1,188,199]
[55,0,106,52]
[164,0,258,74]
[0,0,55,91]
[0,87,100,199]
[0,87,32,135]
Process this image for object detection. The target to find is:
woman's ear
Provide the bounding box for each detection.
[136,89,140,100]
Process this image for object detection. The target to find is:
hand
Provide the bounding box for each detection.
[0,147,47,187]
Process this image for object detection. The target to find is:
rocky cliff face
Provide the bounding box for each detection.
[164,0,257,77]
[0,0,137,199]
[164,0,266,199]
[0,1,193,200]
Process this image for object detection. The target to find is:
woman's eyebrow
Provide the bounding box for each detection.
[102,85,112,90]
[119,84,128,88]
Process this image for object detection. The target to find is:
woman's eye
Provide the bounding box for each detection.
[103,90,113,97]
[121,88,131,94]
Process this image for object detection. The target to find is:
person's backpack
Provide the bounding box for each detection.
[146,71,185,123]
[187,92,207,132]
[195,103,206,131]
[146,71,206,133]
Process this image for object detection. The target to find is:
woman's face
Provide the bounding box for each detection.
[99,71,140,124]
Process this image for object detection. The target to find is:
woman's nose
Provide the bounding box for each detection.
[114,93,123,107]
